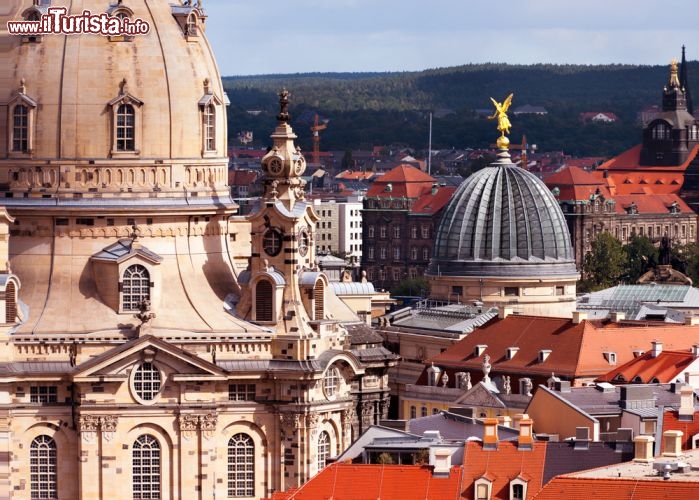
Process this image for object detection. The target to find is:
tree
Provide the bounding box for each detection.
[623,235,659,282]
[580,232,626,292]
[671,242,699,284]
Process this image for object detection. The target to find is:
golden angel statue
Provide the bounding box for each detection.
[488,93,514,137]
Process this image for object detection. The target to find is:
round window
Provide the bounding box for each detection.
[263,228,283,256]
[131,362,162,404]
[323,366,341,400]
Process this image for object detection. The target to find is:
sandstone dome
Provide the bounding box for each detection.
[1,0,230,201]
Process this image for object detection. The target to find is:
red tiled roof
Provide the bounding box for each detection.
[462,440,547,500]
[335,170,376,181]
[424,315,699,381]
[610,194,693,215]
[546,166,606,187]
[533,476,699,499]
[366,164,436,199]
[409,186,457,215]
[596,349,697,384]
[269,463,464,499]
[596,145,699,196]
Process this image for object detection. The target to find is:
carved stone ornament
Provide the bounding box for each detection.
[200,412,218,438]
[306,412,320,429]
[78,414,100,442]
[100,415,119,441]
[342,407,356,429]
[178,414,199,439]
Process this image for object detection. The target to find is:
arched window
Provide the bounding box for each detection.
[5,280,16,323]
[203,104,215,151]
[185,13,198,37]
[314,280,325,320]
[13,105,29,152]
[133,362,161,402]
[30,435,57,499]
[255,280,273,322]
[227,434,254,498]
[116,104,136,151]
[122,264,150,311]
[133,435,160,499]
[317,431,330,471]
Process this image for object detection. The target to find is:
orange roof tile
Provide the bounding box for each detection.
[534,476,699,499]
[546,166,607,187]
[366,164,437,199]
[424,315,699,381]
[269,463,464,500]
[462,440,547,500]
[596,349,697,384]
[609,194,693,215]
[409,186,457,215]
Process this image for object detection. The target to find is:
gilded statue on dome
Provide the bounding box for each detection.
[488,93,514,149]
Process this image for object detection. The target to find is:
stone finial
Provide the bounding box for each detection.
[19,78,26,94]
[482,354,491,383]
[203,77,210,94]
[119,78,128,95]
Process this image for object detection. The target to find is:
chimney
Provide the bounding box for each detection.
[517,415,534,450]
[574,427,591,450]
[692,344,699,358]
[555,380,571,393]
[498,415,512,428]
[662,430,684,458]
[633,435,655,463]
[430,448,452,476]
[610,311,626,322]
[651,341,663,358]
[679,384,695,421]
[482,418,499,450]
[572,311,587,324]
[512,413,525,430]
[498,306,513,319]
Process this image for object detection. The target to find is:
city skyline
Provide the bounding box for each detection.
[204,0,698,76]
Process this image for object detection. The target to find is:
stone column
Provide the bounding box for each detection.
[77,414,101,500]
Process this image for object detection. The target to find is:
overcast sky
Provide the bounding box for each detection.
[203,0,697,76]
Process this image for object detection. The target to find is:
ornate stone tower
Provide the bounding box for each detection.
[640,58,699,166]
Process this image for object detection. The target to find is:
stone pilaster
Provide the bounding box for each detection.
[77,414,101,500]
[0,413,11,500]
[177,413,201,500]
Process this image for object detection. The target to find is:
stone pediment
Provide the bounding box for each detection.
[454,381,506,409]
[72,335,227,383]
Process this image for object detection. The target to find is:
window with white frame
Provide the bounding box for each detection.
[411,247,418,260]
[474,478,492,500]
[122,264,150,312]
[368,226,375,238]
[12,104,29,152]
[380,247,387,260]
[132,434,160,499]
[421,225,429,239]
[228,384,255,402]
[30,435,57,499]
[393,226,400,238]
[651,122,671,140]
[116,103,136,151]
[317,431,330,470]
[227,433,254,498]
[323,366,341,399]
[393,247,400,260]
[203,103,216,151]
[30,386,58,403]
[411,226,418,239]
[422,247,429,260]
[132,362,161,402]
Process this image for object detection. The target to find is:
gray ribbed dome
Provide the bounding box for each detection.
[427,153,577,277]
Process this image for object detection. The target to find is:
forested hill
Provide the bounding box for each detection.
[223,62,699,157]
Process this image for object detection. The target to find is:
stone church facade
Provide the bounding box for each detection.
[0,2,395,499]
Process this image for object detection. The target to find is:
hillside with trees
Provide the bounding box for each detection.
[223,62,698,157]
